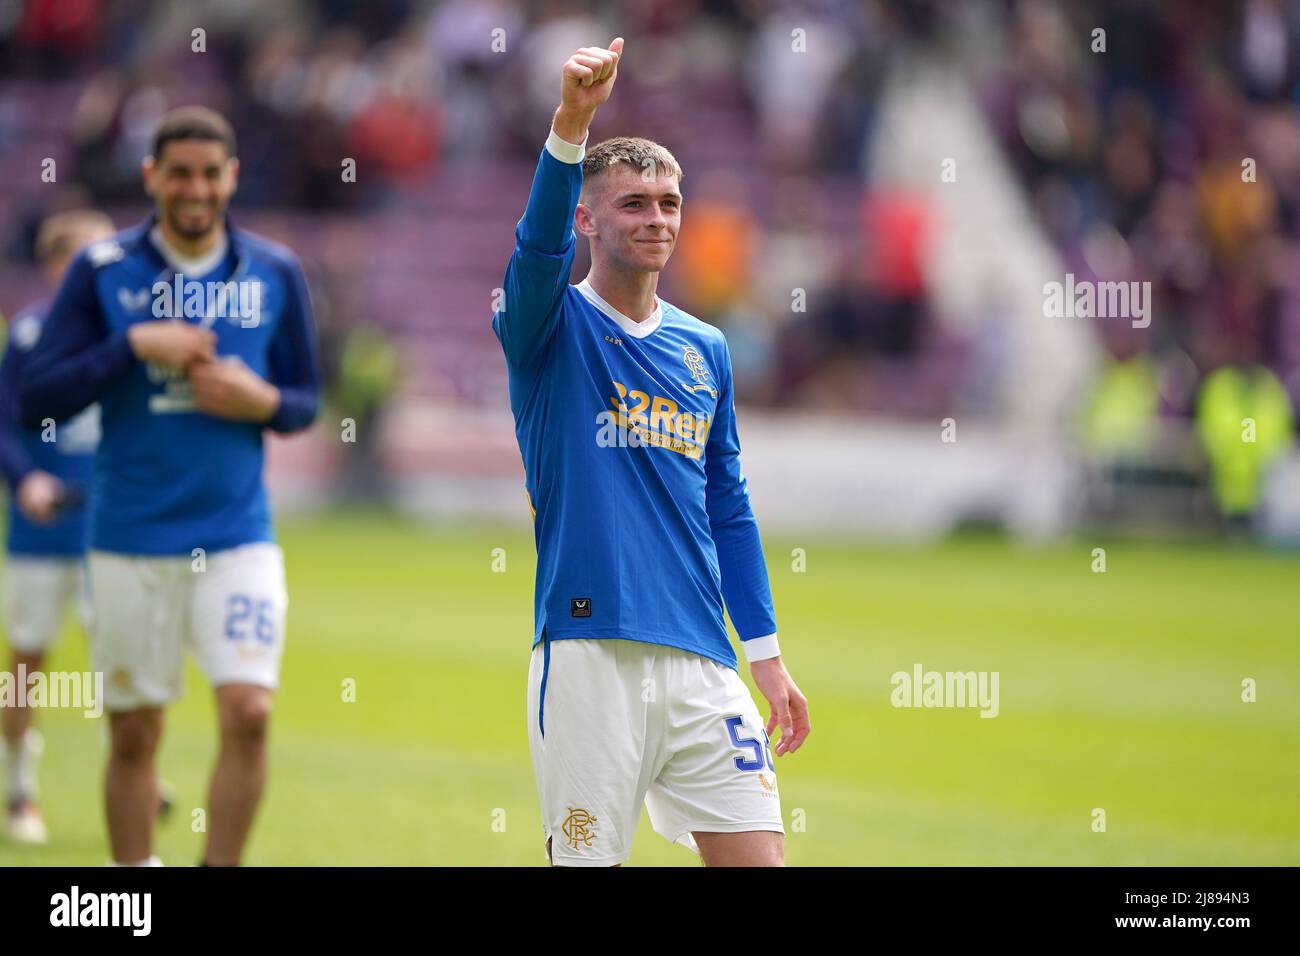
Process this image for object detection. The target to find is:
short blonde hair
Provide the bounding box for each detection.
[581,137,683,199]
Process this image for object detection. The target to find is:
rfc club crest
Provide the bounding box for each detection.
[680,346,718,398]
[562,807,598,850]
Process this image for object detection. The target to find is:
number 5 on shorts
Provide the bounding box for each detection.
[724,715,775,773]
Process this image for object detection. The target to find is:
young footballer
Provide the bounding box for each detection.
[0,209,113,843]
[19,107,320,865]
[494,38,811,867]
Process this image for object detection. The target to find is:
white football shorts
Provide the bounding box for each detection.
[88,542,288,712]
[3,556,91,654]
[527,637,784,866]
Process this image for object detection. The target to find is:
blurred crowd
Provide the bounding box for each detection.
[973,0,1300,518]
[1,0,886,406]
[2,0,1298,481]
[981,0,1300,396]
[2,0,881,191]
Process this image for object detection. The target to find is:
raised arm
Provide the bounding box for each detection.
[492,37,624,370]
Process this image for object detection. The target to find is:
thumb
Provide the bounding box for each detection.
[773,701,793,753]
[608,36,624,57]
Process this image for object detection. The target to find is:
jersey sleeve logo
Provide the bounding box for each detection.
[680,346,718,398]
[86,240,124,267]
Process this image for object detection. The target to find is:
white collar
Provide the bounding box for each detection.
[150,225,229,278]
[576,279,663,339]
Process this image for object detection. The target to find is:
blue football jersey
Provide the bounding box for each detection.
[19,217,320,555]
[493,140,778,671]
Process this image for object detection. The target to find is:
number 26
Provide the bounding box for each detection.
[224,594,275,646]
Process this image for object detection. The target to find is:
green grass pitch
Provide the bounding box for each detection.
[2,510,1297,865]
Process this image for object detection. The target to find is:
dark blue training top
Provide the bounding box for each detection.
[19,216,321,555]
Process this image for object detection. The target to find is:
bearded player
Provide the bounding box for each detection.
[494,38,811,867]
[20,106,320,865]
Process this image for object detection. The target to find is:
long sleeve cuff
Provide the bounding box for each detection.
[266,386,318,433]
[546,126,588,164]
[742,633,781,662]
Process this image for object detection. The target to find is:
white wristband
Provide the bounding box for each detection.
[742,633,781,663]
[546,126,587,164]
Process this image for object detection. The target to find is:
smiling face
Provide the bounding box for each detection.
[576,163,682,274]
[143,138,239,243]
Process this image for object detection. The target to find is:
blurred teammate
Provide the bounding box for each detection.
[20,107,321,865]
[494,38,811,867]
[0,210,112,843]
